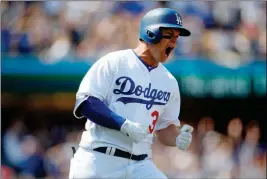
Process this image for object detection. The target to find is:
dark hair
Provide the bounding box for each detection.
[246,120,259,131]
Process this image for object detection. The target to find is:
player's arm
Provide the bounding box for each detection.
[155,124,179,146]
[75,96,126,130]
[154,86,193,150]
[73,56,148,142]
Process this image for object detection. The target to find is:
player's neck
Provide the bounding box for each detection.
[133,44,159,67]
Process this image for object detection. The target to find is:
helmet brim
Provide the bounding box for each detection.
[159,24,191,37]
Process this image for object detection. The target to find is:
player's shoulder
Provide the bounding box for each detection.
[158,64,179,88]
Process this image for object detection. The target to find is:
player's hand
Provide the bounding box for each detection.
[120,119,149,143]
[176,124,194,151]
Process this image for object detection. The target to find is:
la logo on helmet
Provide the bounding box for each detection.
[175,13,182,26]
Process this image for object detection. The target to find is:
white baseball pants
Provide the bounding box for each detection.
[68,147,167,179]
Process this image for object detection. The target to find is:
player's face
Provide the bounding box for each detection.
[149,28,180,63]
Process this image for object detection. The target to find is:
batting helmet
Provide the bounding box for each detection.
[139,8,191,44]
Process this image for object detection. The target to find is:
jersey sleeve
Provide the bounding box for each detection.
[155,82,181,130]
[73,55,118,119]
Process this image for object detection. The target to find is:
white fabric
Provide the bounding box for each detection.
[69,147,167,179]
[74,49,181,155]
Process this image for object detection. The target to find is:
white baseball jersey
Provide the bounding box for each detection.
[73,49,181,156]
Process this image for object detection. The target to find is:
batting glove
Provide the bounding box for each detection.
[176,124,194,151]
[121,119,149,143]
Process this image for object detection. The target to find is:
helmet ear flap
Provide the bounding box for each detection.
[146,30,156,39]
[144,27,162,44]
[140,24,162,44]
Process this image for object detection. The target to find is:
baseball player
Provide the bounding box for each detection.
[69,8,194,179]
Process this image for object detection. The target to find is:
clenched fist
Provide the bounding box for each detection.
[120,119,149,143]
[176,124,194,151]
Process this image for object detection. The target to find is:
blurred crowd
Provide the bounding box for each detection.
[1,1,266,67]
[1,116,266,179]
[1,2,266,179]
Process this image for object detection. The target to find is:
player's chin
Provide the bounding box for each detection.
[161,53,169,63]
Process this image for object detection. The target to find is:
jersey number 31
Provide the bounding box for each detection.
[148,110,159,134]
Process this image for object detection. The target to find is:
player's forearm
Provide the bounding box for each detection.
[155,124,179,147]
[78,96,126,131]
[76,96,150,143]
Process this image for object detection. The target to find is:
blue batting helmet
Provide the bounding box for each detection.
[139,8,191,44]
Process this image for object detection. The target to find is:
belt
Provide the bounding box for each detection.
[93,147,148,161]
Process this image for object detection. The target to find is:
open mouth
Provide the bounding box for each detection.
[164,46,174,57]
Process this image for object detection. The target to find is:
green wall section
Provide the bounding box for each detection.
[2,55,266,97]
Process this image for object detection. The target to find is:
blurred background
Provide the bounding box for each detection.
[1,1,266,179]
